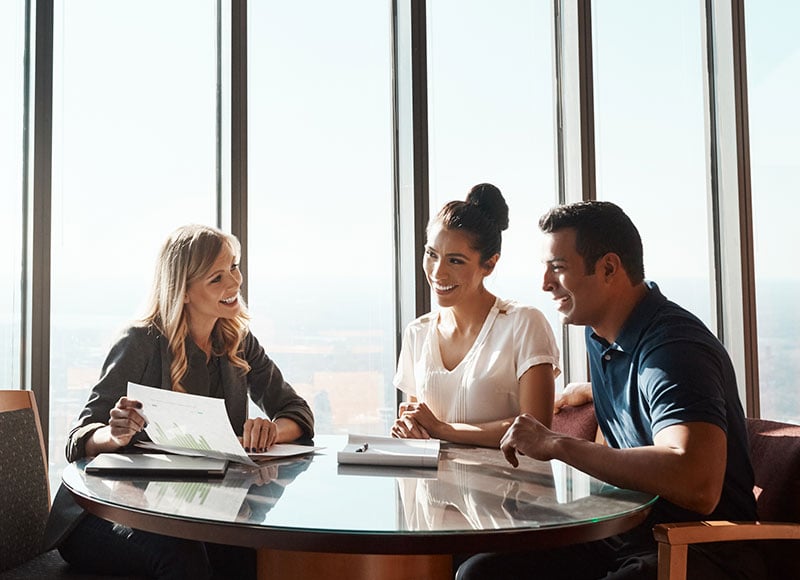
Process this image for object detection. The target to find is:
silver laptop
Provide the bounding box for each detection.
[85,453,228,477]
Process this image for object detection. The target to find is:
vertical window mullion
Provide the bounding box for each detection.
[555,0,596,205]
[392,0,429,409]
[28,0,54,450]
[703,0,758,414]
[554,0,596,384]
[229,0,248,301]
[392,0,429,339]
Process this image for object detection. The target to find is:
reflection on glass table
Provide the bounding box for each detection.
[63,435,655,580]
[397,445,641,532]
[74,456,312,526]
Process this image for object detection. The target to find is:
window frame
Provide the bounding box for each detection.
[14,0,767,461]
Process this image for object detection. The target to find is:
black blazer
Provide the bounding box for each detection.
[44,323,314,549]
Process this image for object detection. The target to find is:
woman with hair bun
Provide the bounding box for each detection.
[391,184,560,447]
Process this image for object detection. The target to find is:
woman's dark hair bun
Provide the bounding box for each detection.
[466,183,509,231]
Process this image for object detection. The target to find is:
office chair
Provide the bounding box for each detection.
[653,417,800,579]
[551,401,599,442]
[0,390,140,579]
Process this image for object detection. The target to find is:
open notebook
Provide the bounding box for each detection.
[85,453,228,477]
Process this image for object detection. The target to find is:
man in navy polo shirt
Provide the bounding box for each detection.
[457,201,764,579]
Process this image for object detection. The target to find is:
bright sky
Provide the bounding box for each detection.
[1,0,798,325]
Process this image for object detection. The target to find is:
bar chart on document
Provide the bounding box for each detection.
[149,421,214,451]
[127,382,255,464]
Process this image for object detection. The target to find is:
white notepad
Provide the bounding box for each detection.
[85,453,228,477]
[337,434,440,468]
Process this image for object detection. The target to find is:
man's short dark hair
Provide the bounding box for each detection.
[538,201,645,284]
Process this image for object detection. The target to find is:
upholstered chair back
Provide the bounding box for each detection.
[746,418,800,578]
[0,400,50,572]
[551,403,598,442]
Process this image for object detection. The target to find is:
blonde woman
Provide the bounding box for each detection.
[46,224,313,579]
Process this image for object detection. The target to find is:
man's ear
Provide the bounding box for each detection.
[600,253,622,280]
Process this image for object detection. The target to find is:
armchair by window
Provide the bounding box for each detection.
[551,402,600,442]
[653,418,800,580]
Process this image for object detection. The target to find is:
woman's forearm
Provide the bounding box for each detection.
[275,417,304,443]
[432,419,515,448]
[84,425,123,457]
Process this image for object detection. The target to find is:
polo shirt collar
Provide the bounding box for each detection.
[589,280,666,352]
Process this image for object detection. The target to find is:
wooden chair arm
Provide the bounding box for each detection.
[654,520,800,545]
[654,521,800,580]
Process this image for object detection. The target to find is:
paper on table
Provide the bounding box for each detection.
[337,434,440,468]
[247,443,323,460]
[136,441,323,461]
[128,382,256,466]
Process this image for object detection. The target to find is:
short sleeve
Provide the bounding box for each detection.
[393,323,418,397]
[513,306,561,380]
[640,340,728,437]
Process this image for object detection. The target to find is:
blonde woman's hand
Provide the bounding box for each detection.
[107,397,146,447]
[242,417,278,452]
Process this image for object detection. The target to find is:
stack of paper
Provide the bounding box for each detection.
[337,434,440,468]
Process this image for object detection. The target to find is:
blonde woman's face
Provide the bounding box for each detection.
[184,243,242,330]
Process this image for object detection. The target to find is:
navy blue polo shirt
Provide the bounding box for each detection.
[587,281,757,523]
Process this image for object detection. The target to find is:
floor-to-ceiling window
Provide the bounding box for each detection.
[592,0,713,328]
[426,0,562,374]
[0,0,25,390]
[49,0,218,489]
[5,2,800,489]
[744,0,800,423]
[247,0,396,435]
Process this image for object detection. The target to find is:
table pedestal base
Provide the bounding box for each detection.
[257,549,452,580]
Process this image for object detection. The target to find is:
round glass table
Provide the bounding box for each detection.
[63,434,656,579]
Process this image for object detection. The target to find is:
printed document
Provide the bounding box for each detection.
[128,383,321,465]
[129,382,257,465]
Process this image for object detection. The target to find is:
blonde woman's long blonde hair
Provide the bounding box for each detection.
[141,224,251,391]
